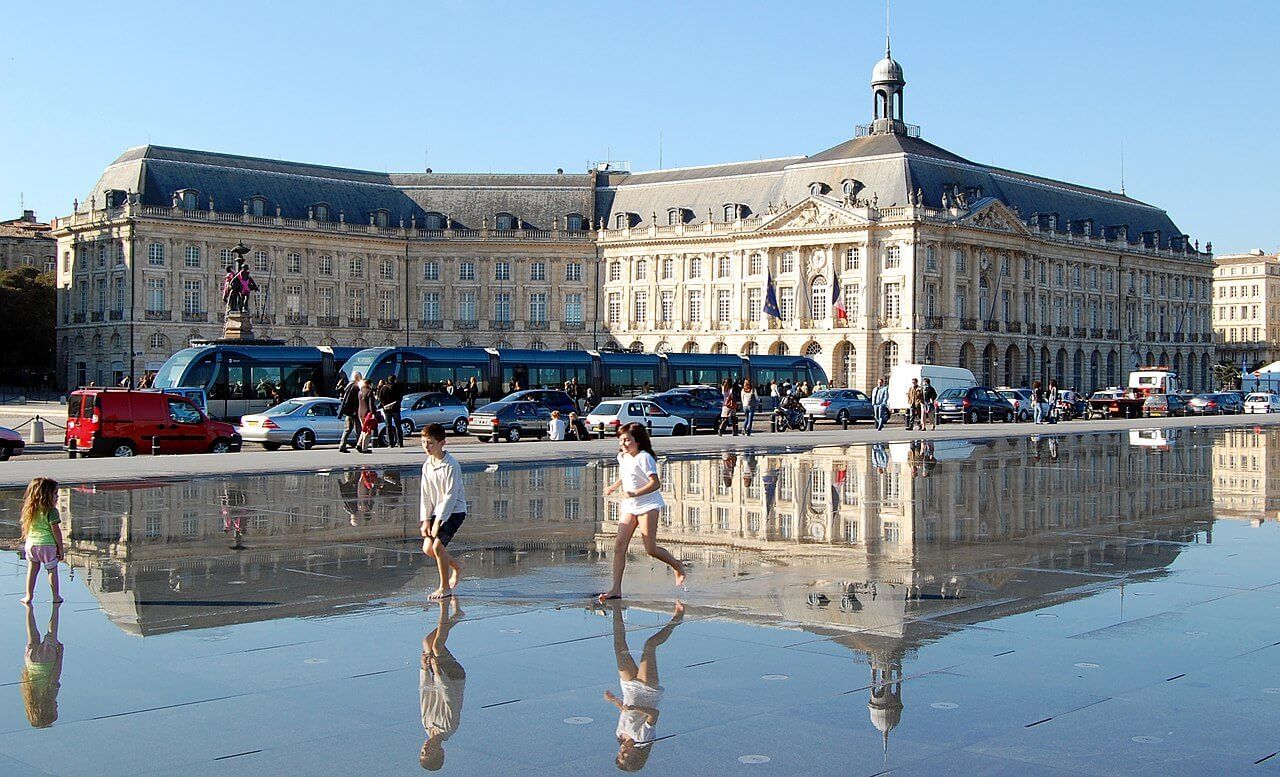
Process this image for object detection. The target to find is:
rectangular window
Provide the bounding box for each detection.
[148,243,164,266]
[113,277,124,312]
[378,289,395,319]
[747,288,761,322]
[379,259,394,280]
[954,249,967,273]
[926,283,937,317]
[926,245,937,271]
[458,290,477,322]
[884,245,900,269]
[883,282,901,319]
[749,253,764,275]
[633,291,648,324]
[717,255,731,278]
[494,292,512,322]
[95,278,106,313]
[608,293,621,325]
[780,251,795,274]
[956,289,968,318]
[145,278,165,312]
[349,257,364,278]
[845,246,860,270]
[318,287,334,316]
[845,284,860,318]
[348,287,365,318]
[319,255,333,276]
[635,260,648,281]
[689,257,703,279]
[285,284,302,316]
[608,261,621,283]
[529,292,547,323]
[1001,290,1011,321]
[254,251,270,273]
[460,261,475,281]
[182,279,202,314]
[284,252,300,274]
[184,246,200,269]
[566,293,583,325]
[421,291,440,323]
[97,243,106,268]
[530,262,546,281]
[660,290,674,322]
[779,287,794,320]
[688,289,703,323]
[423,260,439,280]
[717,289,731,322]
[565,262,582,282]
[495,261,511,281]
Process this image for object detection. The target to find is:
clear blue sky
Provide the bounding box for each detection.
[2,0,1276,254]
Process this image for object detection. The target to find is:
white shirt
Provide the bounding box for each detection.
[616,679,662,744]
[420,453,467,525]
[421,666,465,740]
[617,451,665,513]
[549,418,567,440]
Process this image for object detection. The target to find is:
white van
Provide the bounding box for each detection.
[887,364,977,413]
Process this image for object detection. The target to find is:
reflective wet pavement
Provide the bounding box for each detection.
[0,426,1277,775]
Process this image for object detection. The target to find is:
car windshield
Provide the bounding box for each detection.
[1246,394,1270,402]
[474,402,509,414]
[811,391,836,398]
[265,401,305,415]
[998,391,1018,399]
[593,402,622,415]
[940,388,967,399]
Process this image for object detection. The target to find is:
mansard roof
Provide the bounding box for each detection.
[81,145,595,230]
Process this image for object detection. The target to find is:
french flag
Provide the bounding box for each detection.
[832,268,847,320]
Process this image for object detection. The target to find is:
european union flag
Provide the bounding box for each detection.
[763,272,781,319]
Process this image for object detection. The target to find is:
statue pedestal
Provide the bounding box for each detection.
[222,311,254,340]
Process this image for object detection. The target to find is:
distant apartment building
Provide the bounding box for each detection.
[1213,250,1280,370]
[0,210,55,272]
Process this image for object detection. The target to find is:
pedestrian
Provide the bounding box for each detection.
[334,372,348,395]
[419,424,468,600]
[922,378,938,431]
[355,377,376,454]
[119,375,131,388]
[549,410,567,441]
[1032,380,1045,424]
[419,598,466,771]
[770,380,780,402]
[717,378,739,436]
[1047,379,1060,424]
[598,423,686,601]
[871,377,889,431]
[301,380,316,397]
[802,380,812,397]
[906,378,923,431]
[444,379,454,396]
[465,377,479,412]
[740,379,759,436]
[568,412,592,441]
[19,478,64,605]
[380,374,404,448]
[338,372,361,452]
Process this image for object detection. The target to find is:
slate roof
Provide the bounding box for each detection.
[82,146,596,231]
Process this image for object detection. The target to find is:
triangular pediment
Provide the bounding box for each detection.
[758,195,873,232]
[955,198,1031,236]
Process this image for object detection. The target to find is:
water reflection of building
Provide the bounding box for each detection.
[1212,427,1280,523]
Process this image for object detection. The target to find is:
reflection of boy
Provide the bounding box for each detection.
[419,599,465,771]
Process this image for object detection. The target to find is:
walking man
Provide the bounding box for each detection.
[338,372,362,453]
[1047,379,1060,424]
[871,377,889,431]
[380,374,404,448]
[922,378,938,431]
[906,378,923,431]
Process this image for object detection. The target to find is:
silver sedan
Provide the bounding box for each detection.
[799,390,875,424]
[238,397,346,450]
[399,392,471,436]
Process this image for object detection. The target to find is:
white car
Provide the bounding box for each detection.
[1243,392,1280,414]
[996,387,1035,422]
[586,399,691,437]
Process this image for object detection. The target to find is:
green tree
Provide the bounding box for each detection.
[1212,361,1240,391]
[0,267,56,383]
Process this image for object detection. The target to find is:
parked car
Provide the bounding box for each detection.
[670,385,725,408]
[889,364,976,415]
[0,426,24,460]
[1187,393,1243,415]
[996,387,1035,422]
[399,391,471,436]
[1244,392,1280,414]
[65,388,240,457]
[586,399,691,437]
[1142,393,1188,418]
[800,389,874,425]
[936,386,1015,424]
[238,397,345,450]
[637,392,720,431]
[1087,388,1127,419]
[503,389,577,416]
[469,400,552,442]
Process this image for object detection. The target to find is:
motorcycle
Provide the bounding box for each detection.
[773,397,808,431]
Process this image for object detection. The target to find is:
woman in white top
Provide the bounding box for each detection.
[598,423,686,601]
[548,411,567,441]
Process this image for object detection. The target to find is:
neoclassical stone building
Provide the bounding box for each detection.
[596,46,1216,390]
[0,210,55,272]
[1212,250,1280,370]
[54,45,1215,391]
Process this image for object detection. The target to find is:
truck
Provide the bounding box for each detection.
[1087,367,1179,419]
[887,364,976,415]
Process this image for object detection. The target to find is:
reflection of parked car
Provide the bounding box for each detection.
[1142,393,1187,417]
[503,389,577,416]
[1187,393,1243,415]
[399,392,470,436]
[469,400,551,442]
[996,387,1034,422]
[238,397,345,450]
[800,390,874,424]
[586,400,690,436]
[1244,392,1280,414]
[0,426,24,460]
[637,392,720,431]
[66,388,240,457]
[936,387,1014,424]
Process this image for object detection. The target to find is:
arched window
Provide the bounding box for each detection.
[630,340,645,353]
[250,196,267,217]
[924,341,937,365]
[742,341,759,356]
[682,341,698,354]
[882,341,898,379]
[458,338,475,348]
[372,210,390,228]
[711,342,728,354]
[773,341,790,356]
[959,342,974,371]
[804,342,822,356]
[313,203,330,222]
[495,339,512,349]
[178,190,198,210]
[565,340,582,350]
[531,340,547,351]
[148,333,168,350]
[810,280,828,321]
[655,341,671,354]
[286,335,307,347]
[635,259,648,281]
[565,213,584,231]
[495,213,517,231]
[1090,350,1101,389]
[424,212,446,230]
[982,344,996,386]
[837,342,857,388]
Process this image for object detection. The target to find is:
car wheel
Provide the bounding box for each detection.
[112,441,136,457]
[210,438,232,454]
[292,429,315,450]
[672,424,689,436]
[453,417,469,435]
[262,442,281,451]
[965,410,978,424]
[835,409,849,425]
[506,427,521,443]
[401,420,415,437]
[1004,411,1014,423]
[1018,410,1030,422]
[0,446,10,461]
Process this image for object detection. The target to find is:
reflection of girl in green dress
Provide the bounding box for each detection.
[22,604,63,728]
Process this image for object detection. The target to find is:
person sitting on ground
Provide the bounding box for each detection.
[549,410,568,441]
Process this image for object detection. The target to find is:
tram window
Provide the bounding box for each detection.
[426,366,454,390]
[252,367,284,399]
[455,366,484,395]
[607,368,656,396]
[184,357,216,389]
[281,365,315,398]
[503,365,530,392]
[214,365,251,400]
[402,363,427,393]
[535,367,563,387]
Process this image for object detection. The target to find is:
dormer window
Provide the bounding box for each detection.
[808,181,830,196]
[250,196,267,217]
[424,212,445,230]
[177,189,198,210]
[615,213,628,229]
[371,209,390,228]
[495,213,517,231]
[565,213,584,231]
[722,203,748,221]
[666,207,689,226]
[841,179,862,198]
[312,203,330,222]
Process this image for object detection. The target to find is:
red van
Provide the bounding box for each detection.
[65,389,241,457]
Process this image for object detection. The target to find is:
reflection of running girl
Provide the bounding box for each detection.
[604,600,683,771]
[22,603,63,728]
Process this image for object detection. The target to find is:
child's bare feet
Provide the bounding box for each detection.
[51,597,64,604]
[428,587,453,600]
[674,564,687,588]
[597,590,622,602]
[448,559,464,589]
[19,597,31,605]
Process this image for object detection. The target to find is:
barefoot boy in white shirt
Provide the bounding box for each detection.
[420,424,467,600]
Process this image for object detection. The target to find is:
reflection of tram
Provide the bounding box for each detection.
[152,345,360,419]
[1130,428,1181,450]
[339,347,827,403]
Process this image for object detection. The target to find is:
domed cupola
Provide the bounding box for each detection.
[870,38,907,135]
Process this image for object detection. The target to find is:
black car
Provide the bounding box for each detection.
[937,386,1015,424]
[468,400,552,442]
[638,391,721,431]
[1187,393,1243,415]
[503,389,577,416]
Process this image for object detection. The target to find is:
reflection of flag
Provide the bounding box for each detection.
[832,268,847,320]
[831,463,846,512]
[763,465,777,517]
[763,273,781,319]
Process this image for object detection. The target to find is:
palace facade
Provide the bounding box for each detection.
[1212,250,1280,370]
[52,45,1215,391]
